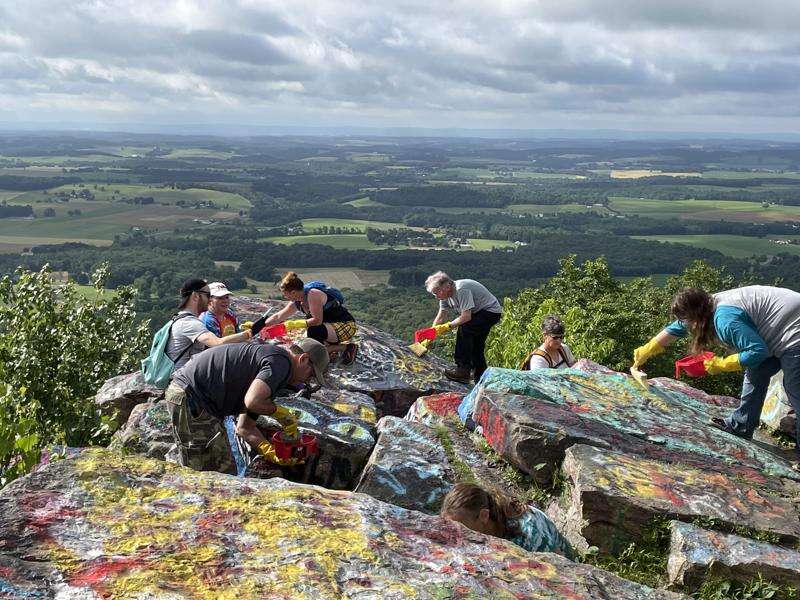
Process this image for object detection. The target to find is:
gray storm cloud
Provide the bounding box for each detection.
[0,0,798,131]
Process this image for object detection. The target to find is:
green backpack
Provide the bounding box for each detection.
[141,314,193,389]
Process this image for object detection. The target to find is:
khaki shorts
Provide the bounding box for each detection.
[164,383,236,475]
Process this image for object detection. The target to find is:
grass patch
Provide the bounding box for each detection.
[434,424,477,484]
[260,234,383,249]
[467,238,517,250]
[297,218,406,232]
[632,235,800,258]
[344,197,384,207]
[695,575,797,600]
[610,197,800,222]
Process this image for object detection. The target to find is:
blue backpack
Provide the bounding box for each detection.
[303,281,345,309]
[141,314,193,389]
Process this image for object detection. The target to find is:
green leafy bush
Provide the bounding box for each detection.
[0,264,149,486]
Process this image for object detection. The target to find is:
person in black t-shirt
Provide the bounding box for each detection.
[165,338,329,472]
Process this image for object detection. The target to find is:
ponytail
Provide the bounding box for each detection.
[279,271,304,293]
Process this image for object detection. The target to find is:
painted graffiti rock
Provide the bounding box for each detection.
[109,400,174,460]
[356,416,453,513]
[761,371,796,434]
[667,521,800,592]
[95,370,164,426]
[312,387,378,425]
[327,323,469,418]
[405,392,464,427]
[241,394,376,490]
[0,449,682,599]
[560,444,800,554]
[467,367,798,486]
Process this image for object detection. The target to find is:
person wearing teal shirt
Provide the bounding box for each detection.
[633,286,800,453]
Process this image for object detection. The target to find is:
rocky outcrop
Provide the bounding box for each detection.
[108,399,174,460]
[559,444,800,554]
[667,521,800,592]
[0,449,683,599]
[94,370,164,425]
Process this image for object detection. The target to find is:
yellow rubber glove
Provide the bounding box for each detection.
[241,320,254,331]
[704,354,742,375]
[272,405,299,440]
[433,323,451,336]
[257,440,303,466]
[633,337,665,368]
[284,319,307,332]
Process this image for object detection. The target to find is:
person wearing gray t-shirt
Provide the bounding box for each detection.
[426,272,503,384]
[166,278,253,373]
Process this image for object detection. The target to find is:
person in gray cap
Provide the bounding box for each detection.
[165,337,329,472]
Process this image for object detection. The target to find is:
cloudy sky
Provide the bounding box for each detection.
[1,0,799,133]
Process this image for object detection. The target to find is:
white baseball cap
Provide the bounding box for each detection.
[208,282,232,297]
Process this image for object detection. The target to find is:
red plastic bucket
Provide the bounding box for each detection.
[675,352,714,378]
[414,327,437,344]
[259,323,287,340]
[271,431,318,461]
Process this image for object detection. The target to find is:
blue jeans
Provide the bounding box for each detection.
[727,345,800,448]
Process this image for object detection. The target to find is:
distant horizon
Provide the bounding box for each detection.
[2,122,800,143]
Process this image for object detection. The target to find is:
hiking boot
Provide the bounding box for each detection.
[710,417,753,440]
[341,343,358,366]
[444,367,472,384]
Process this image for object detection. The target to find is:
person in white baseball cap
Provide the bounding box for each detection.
[200,281,242,338]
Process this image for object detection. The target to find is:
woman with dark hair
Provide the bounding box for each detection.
[440,483,576,559]
[633,285,800,453]
[521,315,576,370]
[261,272,358,365]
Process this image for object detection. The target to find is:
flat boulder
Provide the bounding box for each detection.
[667,520,800,592]
[405,392,464,427]
[0,448,682,599]
[468,368,798,486]
[95,371,164,426]
[559,444,800,554]
[241,394,377,490]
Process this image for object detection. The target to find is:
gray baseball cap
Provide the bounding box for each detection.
[290,337,329,386]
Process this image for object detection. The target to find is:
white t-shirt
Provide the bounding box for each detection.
[528,343,575,370]
[165,311,211,370]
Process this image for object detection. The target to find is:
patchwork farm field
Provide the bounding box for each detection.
[609,197,800,222]
[261,234,384,249]
[632,234,800,258]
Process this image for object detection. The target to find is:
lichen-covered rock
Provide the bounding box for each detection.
[560,444,800,554]
[355,416,454,513]
[667,521,800,592]
[0,448,683,599]
[95,371,164,426]
[241,394,377,489]
[468,367,798,486]
[761,371,797,434]
[109,400,175,460]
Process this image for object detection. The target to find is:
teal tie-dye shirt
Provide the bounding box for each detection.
[507,506,577,560]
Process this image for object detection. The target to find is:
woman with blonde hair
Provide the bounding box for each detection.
[633,285,800,454]
[261,272,358,365]
[440,482,576,559]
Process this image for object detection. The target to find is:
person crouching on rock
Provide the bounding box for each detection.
[633,286,800,454]
[520,315,576,370]
[260,272,358,365]
[426,271,503,384]
[441,483,576,559]
[165,338,329,473]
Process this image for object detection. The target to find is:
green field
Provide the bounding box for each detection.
[261,234,383,249]
[609,197,800,222]
[10,184,251,209]
[700,170,800,180]
[0,235,112,253]
[434,167,583,180]
[632,234,800,258]
[467,238,517,250]
[344,197,384,207]
[161,148,235,160]
[508,203,608,215]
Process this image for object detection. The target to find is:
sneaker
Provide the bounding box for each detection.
[342,343,358,366]
[710,417,753,440]
[444,367,472,384]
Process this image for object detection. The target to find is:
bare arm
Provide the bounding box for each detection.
[450,309,472,327]
[432,307,448,326]
[305,288,325,327]
[656,330,677,346]
[197,330,251,347]
[263,301,300,327]
[236,413,268,448]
